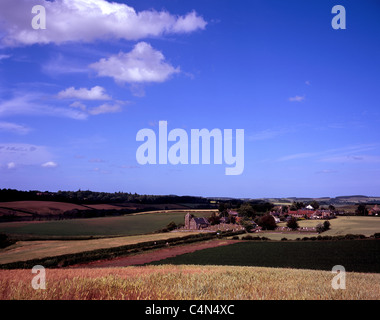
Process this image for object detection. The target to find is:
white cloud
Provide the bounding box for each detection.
[0,93,88,120]
[288,95,305,102]
[90,42,180,84]
[87,103,122,115]
[0,121,31,134]
[70,101,87,111]
[0,54,11,61]
[0,143,53,166]
[69,100,124,115]
[0,0,207,47]
[277,144,379,162]
[0,90,124,120]
[58,86,111,100]
[171,11,206,33]
[41,161,58,168]
[319,155,380,164]
[7,162,16,169]
[277,152,316,162]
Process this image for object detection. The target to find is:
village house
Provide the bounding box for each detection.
[315,209,333,219]
[369,204,380,216]
[287,208,333,219]
[288,210,308,219]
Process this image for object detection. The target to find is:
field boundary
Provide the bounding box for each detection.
[71,239,240,268]
[0,230,245,269]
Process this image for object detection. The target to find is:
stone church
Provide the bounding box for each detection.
[184,213,210,230]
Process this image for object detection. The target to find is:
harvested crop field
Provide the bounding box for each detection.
[1,265,379,300]
[0,201,90,218]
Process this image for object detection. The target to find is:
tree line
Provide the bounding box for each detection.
[0,188,212,206]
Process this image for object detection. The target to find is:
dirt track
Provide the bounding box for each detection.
[71,239,239,268]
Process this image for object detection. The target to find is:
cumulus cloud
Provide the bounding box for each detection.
[90,42,180,84]
[41,161,58,168]
[0,0,207,47]
[58,86,111,100]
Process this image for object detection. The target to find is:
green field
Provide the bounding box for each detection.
[150,240,380,273]
[0,232,204,265]
[243,216,380,240]
[0,210,210,238]
[320,216,380,237]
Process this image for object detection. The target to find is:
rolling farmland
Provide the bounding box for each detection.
[0,210,212,238]
[0,208,379,301]
[150,240,380,273]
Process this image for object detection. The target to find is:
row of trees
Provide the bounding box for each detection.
[288,201,336,212]
[0,188,213,206]
[233,200,336,216]
[239,213,331,232]
[356,204,370,216]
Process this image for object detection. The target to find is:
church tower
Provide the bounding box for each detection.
[185,213,191,229]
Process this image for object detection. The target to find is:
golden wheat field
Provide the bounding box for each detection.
[0,265,379,300]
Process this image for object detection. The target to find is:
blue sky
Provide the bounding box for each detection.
[0,0,380,198]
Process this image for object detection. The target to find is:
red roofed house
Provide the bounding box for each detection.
[288,210,306,219]
[369,205,380,216]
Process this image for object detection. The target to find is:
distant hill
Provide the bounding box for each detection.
[253,196,380,206]
[0,200,194,222]
[0,189,379,223]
